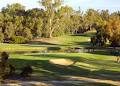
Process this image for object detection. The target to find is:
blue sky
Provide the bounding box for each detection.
[0,0,120,12]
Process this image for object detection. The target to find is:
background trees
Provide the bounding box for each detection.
[0,1,119,46]
[105,14,120,47]
[40,0,62,38]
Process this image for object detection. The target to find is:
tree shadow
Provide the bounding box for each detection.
[47,47,61,51]
[9,59,90,80]
[28,41,58,46]
[89,50,111,55]
[26,53,84,62]
[26,53,120,70]
[8,58,120,86]
[74,42,91,47]
[9,54,120,80]
[71,33,94,38]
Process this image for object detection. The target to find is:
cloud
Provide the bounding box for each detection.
[0,0,40,9]
[0,0,119,12]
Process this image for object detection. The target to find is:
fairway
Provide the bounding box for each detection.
[8,52,120,85]
[0,32,120,85]
[0,0,120,85]
[0,34,92,52]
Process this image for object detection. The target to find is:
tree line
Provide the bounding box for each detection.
[0,0,119,47]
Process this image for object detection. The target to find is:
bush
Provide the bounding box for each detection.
[0,32,4,43]
[10,36,28,44]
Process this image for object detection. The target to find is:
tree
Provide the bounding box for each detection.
[0,2,119,45]
[83,9,98,30]
[70,14,83,34]
[105,15,120,47]
[23,27,33,40]
[26,8,43,38]
[39,0,62,38]
[4,22,15,41]
[100,10,109,21]
[0,31,4,42]
[58,6,74,35]
[2,3,25,16]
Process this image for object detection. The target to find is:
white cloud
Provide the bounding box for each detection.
[0,0,40,10]
[0,0,119,12]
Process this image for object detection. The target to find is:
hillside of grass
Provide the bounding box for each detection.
[1,30,120,85]
[0,43,46,52]
[0,31,95,52]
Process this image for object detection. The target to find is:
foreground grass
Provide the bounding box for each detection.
[9,51,120,81]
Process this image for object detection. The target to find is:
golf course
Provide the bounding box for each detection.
[0,31,120,86]
[0,0,120,85]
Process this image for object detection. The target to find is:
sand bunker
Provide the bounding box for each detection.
[49,59,74,66]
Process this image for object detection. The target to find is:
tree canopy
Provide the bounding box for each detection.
[0,1,119,46]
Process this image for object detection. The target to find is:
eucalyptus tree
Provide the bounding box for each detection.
[39,0,62,38]
[58,6,74,34]
[100,10,109,21]
[70,13,83,34]
[84,9,108,47]
[0,32,4,42]
[2,3,25,16]
[83,9,96,30]
[105,15,120,47]
[26,8,43,38]
[83,9,104,31]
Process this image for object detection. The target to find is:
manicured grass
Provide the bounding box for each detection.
[52,35,91,47]
[0,43,46,52]
[0,34,92,52]
[0,31,120,85]
[9,51,120,81]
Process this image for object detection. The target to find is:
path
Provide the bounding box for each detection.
[1,76,120,86]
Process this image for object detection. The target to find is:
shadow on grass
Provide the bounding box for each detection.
[23,41,60,48]
[74,42,91,47]
[47,47,61,51]
[9,59,90,80]
[71,33,94,38]
[8,50,120,86]
[87,49,115,56]
[29,41,58,45]
[9,53,120,81]
[26,53,83,62]
[27,53,120,69]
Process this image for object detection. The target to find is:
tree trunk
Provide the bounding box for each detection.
[48,18,52,38]
[49,32,52,38]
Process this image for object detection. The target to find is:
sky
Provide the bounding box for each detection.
[0,0,119,13]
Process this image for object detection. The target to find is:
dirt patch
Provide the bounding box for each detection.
[49,59,74,66]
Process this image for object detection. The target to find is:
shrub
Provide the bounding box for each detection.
[10,36,28,44]
[0,32,4,43]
